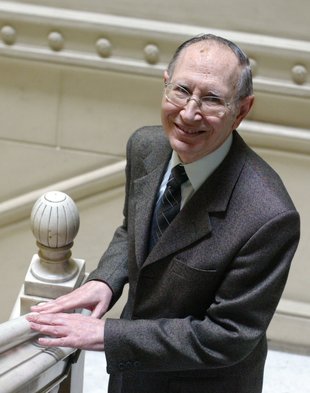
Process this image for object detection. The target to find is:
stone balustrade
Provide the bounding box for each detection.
[0,191,87,393]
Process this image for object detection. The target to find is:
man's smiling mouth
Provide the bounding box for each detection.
[176,123,206,135]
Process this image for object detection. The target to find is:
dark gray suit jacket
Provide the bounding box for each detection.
[88,126,300,393]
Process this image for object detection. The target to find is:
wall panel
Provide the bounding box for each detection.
[0,57,60,145]
[59,69,162,155]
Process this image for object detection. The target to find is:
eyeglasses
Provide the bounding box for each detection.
[164,83,234,117]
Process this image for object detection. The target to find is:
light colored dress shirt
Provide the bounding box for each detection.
[156,134,233,208]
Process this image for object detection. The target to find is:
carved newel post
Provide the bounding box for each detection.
[20,191,86,315]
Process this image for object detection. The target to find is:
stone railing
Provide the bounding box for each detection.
[0,314,81,393]
[0,191,87,393]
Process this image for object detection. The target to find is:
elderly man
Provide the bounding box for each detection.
[28,34,300,393]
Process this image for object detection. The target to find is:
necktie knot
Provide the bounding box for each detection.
[168,165,188,188]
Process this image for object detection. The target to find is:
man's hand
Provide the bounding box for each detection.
[27,312,105,350]
[30,280,113,318]
[26,280,113,350]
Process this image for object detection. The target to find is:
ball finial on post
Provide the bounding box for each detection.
[30,191,80,283]
[18,191,86,315]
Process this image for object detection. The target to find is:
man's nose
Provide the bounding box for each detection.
[180,98,203,121]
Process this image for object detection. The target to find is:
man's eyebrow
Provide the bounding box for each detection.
[173,81,191,90]
[172,81,226,98]
[203,91,220,97]
[202,90,225,98]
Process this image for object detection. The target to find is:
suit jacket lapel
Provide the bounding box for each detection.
[144,194,212,265]
[134,146,171,267]
[142,131,248,267]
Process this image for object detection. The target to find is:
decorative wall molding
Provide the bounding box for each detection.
[0,160,126,227]
[0,1,309,98]
[240,120,310,155]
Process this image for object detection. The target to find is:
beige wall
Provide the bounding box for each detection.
[0,1,309,349]
[0,57,162,201]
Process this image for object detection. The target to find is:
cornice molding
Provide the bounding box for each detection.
[240,120,310,155]
[0,1,309,98]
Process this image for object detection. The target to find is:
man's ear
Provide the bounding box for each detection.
[232,95,255,129]
[163,70,169,84]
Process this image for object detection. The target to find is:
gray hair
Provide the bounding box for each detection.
[167,34,253,100]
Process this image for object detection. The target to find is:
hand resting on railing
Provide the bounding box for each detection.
[26,280,113,351]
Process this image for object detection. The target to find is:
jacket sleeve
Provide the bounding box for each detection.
[104,209,300,373]
[86,135,134,307]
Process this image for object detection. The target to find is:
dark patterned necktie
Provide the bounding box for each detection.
[149,164,188,250]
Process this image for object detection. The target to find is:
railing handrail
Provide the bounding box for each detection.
[0,310,90,392]
[0,314,38,355]
[0,314,75,393]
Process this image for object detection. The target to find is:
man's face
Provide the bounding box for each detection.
[161,42,253,163]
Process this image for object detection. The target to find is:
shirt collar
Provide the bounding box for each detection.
[171,134,233,191]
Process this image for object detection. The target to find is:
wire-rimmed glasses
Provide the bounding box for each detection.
[165,83,234,117]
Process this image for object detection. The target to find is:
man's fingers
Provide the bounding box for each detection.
[91,302,107,318]
[31,294,79,314]
[26,312,105,350]
[31,299,64,313]
[27,312,68,326]
[29,322,66,337]
[37,336,68,347]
